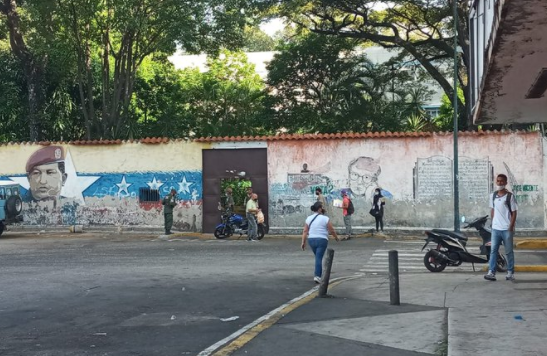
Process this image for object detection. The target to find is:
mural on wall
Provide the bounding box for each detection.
[270,156,388,217]
[347,156,382,202]
[1,145,203,228]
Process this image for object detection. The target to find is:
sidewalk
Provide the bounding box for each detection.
[221,272,547,356]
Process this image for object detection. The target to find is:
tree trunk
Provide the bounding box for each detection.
[1,0,43,141]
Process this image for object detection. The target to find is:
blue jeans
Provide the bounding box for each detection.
[247,213,257,240]
[308,238,328,278]
[488,229,515,273]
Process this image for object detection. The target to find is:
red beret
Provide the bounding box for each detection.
[26,146,65,173]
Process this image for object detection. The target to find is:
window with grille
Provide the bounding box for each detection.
[139,188,160,202]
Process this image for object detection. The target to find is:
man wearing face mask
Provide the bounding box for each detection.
[484,174,518,282]
[315,188,329,216]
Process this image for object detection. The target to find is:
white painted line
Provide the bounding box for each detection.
[370,256,423,260]
[372,253,422,257]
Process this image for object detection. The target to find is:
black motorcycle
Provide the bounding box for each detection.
[422,216,507,273]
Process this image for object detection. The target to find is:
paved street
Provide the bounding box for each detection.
[0,233,381,356]
[1,233,546,356]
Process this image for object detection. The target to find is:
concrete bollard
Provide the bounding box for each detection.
[389,250,400,305]
[69,225,84,233]
[318,248,335,298]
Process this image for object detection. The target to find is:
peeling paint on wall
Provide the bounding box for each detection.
[267,133,544,230]
[0,141,205,230]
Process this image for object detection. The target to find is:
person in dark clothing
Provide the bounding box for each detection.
[162,189,177,235]
[372,187,386,232]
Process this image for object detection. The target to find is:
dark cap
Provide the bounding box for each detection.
[26,146,65,173]
[341,189,347,195]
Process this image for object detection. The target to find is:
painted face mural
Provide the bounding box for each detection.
[26,146,67,202]
[348,156,381,198]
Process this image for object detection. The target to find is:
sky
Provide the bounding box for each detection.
[259,3,392,37]
[259,18,285,37]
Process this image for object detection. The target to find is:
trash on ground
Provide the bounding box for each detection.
[220,316,239,322]
[171,315,176,320]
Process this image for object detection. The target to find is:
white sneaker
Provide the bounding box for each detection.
[313,276,321,284]
[506,272,515,281]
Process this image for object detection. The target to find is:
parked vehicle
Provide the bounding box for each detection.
[422,215,507,272]
[0,181,23,237]
[214,211,267,240]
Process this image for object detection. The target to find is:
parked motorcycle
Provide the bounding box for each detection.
[422,215,507,272]
[214,211,267,240]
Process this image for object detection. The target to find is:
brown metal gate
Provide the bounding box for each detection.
[202,149,268,233]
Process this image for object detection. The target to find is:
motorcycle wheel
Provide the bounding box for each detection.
[256,224,266,240]
[496,253,508,273]
[423,250,447,272]
[214,226,231,239]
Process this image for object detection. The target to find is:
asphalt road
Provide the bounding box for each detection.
[0,233,383,356]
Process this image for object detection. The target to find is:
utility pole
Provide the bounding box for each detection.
[453,0,460,231]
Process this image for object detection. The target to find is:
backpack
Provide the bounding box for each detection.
[492,191,513,214]
[347,199,355,215]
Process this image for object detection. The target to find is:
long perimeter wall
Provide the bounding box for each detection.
[0,131,544,231]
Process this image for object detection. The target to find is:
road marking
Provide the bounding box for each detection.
[197,275,360,356]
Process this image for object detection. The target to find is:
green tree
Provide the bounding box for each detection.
[182,50,268,137]
[242,26,277,52]
[273,0,470,128]
[50,0,256,139]
[265,33,430,133]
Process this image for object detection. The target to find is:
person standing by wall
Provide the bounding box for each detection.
[301,202,339,284]
[315,187,329,216]
[338,190,353,240]
[223,187,235,212]
[246,193,260,241]
[162,189,177,235]
[372,187,386,232]
[484,174,518,281]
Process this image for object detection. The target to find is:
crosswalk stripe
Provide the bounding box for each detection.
[361,243,486,273]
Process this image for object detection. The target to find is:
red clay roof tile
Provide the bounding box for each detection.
[0,130,535,146]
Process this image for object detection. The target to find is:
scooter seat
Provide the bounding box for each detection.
[431,229,468,241]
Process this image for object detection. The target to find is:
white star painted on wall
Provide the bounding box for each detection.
[147,177,164,190]
[8,150,100,205]
[178,175,193,194]
[116,175,132,196]
[61,151,101,204]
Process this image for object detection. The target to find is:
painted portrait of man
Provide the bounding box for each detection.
[348,156,381,201]
[25,146,67,202]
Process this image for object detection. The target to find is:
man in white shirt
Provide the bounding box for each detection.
[484,174,518,281]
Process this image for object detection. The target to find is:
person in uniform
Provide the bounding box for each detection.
[162,188,177,235]
[25,146,67,204]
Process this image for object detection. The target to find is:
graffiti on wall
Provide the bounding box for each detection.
[348,156,382,202]
[270,156,388,217]
[2,146,202,228]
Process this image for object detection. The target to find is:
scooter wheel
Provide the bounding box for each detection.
[496,253,508,273]
[424,251,447,272]
[256,224,266,240]
[214,227,230,239]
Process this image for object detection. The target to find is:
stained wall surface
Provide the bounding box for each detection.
[0,141,206,230]
[0,131,543,231]
[267,132,544,231]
